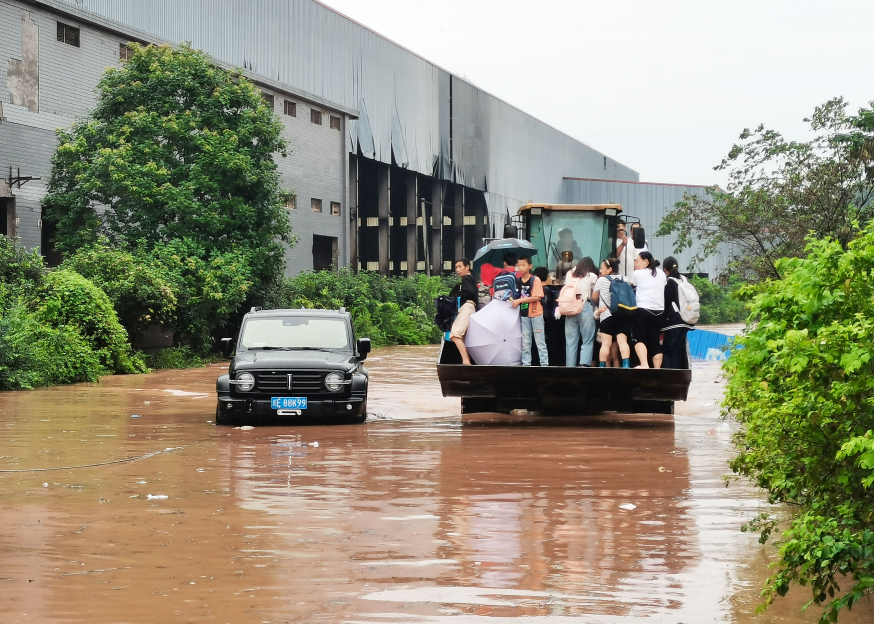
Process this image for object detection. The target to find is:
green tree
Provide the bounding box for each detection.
[725,224,874,622]
[657,98,874,281]
[42,43,293,347]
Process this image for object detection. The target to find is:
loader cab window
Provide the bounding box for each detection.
[528,210,605,269]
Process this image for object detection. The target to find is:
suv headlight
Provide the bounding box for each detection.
[324,372,343,392]
[236,372,255,392]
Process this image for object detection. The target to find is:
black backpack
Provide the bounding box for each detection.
[434,295,459,332]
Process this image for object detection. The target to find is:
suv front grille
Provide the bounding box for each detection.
[255,372,325,393]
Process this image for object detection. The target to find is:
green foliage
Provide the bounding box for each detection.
[0,300,104,390]
[61,241,177,339]
[689,276,747,324]
[35,270,147,375]
[263,269,454,347]
[0,234,45,295]
[724,223,874,622]
[41,43,294,347]
[144,346,212,370]
[657,98,874,281]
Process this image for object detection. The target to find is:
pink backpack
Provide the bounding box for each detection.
[557,274,583,316]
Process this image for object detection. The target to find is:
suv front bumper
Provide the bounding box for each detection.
[216,394,366,420]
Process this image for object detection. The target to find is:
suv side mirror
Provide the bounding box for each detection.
[221,338,234,358]
[357,338,371,360]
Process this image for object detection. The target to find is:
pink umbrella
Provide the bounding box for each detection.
[464,300,522,366]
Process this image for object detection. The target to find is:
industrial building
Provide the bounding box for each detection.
[1,0,726,278]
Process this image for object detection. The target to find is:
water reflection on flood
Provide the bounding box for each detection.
[0,345,871,623]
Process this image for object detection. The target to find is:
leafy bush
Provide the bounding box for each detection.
[62,241,177,339]
[0,300,104,390]
[724,224,874,622]
[263,269,454,347]
[144,346,211,370]
[690,276,747,324]
[0,235,45,293]
[35,270,147,374]
[151,238,258,350]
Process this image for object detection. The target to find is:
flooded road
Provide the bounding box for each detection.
[1,345,871,623]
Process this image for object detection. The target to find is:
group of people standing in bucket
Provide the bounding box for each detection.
[449,219,696,368]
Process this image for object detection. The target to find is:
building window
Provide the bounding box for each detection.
[365,217,378,227]
[330,201,340,216]
[311,198,322,213]
[119,43,132,61]
[284,100,296,117]
[57,22,81,47]
[463,215,476,226]
[262,92,275,108]
[285,195,296,210]
[329,115,341,131]
[310,109,322,125]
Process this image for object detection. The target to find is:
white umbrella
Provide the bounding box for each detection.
[464,300,522,365]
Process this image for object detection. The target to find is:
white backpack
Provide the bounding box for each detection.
[671,276,700,324]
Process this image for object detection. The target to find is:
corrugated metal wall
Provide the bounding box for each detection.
[563,178,731,278]
[54,0,640,208]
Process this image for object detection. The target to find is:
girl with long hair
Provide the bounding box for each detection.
[563,256,598,366]
[630,250,666,368]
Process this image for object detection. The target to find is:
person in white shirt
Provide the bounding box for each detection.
[630,251,666,368]
[563,257,598,366]
[617,221,648,280]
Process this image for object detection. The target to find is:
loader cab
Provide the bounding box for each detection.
[514,203,623,283]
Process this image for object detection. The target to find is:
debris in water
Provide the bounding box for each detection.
[717,422,731,433]
[131,414,141,419]
[240,426,254,431]
[147,494,168,500]
[43,482,48,487]
[309,441,319,447]
[618,503,637,511]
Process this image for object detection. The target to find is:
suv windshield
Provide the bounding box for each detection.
[240,317,350,350]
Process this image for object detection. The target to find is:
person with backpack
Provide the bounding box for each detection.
[491,253,519,302]
[592,257,634,368]
[630,251,666,369]
[661,256,698,369]
[558,257,598,366]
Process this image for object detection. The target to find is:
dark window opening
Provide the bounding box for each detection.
[284,100,296,117]
[119,43,132,61]
[311,198,322,213]
[57,22,81,47]
[330,201,340,216]
[261,92,275,108]
[286,195,296,210]
[0,199,9,237]
[40,211,63,267]
[310,109,322,125]
[330,115,341,130]
[313,235,338,272]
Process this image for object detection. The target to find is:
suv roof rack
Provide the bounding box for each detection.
[339,306,346,314]
[250,306,262,313]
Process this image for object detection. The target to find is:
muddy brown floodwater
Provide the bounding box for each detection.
[1,345,871,623]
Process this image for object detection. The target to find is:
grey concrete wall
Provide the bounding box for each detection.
[263,90,347,273]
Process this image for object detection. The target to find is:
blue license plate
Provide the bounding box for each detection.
[271,397,307,410]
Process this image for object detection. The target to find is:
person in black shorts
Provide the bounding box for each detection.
[630,251,666,368]
[592,257,632,368]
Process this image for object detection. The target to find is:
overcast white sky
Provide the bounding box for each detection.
[319,0,874,186]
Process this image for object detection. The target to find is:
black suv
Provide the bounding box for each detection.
[215,307,371,426]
